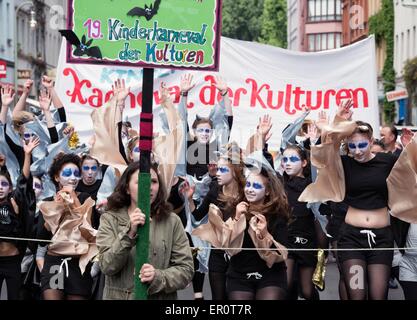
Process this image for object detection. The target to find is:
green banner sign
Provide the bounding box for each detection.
[66,0,222,70]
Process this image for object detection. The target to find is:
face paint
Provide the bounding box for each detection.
[33,178,43,200]
[347,141,369,151]
[81,159,99,186]
[245,174,266,204]
[348,134,372,163]
[130,144,140,162]
[282,156,301,164]
[57,163,81,190]
[216,159,233,186]
[195,123,212,144]
[283,149,304,177]
[23,132,37,141]
[0,176,11,200]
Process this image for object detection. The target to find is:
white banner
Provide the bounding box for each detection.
[55,36,380,150]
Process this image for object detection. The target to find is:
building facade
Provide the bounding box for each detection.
[0,0,66,96]
[394,0,417,125]
[287,0,343,52]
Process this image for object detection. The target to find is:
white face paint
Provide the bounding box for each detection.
[0,176,12,201]
[282,149,304,177]
[216,159,234,186]
[33,177,43,200]
[194,123,213,144]
[82,159,99,186]
[347,133,372,163]
[56,163,81,190]
[244,173,267,205]
[130,142,140,162]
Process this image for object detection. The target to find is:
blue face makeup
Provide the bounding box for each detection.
[82,165,98,172]
[245,181,264,190]
[196,128,212,134]
[0,181,10,188]
[217,166,230,174]
[348,141,369,150]
[133,146,140,153]
[282,156,301,163]
[34,182,43,190]
[61,168,81,178]
[23,132,36,140]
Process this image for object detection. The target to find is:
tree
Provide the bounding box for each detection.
[258,0,287,48]
[222,0,265,41]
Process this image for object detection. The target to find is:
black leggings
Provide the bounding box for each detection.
[0,255,22,300]
[341,259,391,300]
[399,281,417,300]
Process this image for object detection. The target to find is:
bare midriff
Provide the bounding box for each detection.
[0,241,19,257]
[345,206,390,229]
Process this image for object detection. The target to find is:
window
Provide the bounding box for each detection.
[308,0,342,22]
[308,33,342,52]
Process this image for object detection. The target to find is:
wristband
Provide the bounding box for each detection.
[180,91,188,97]
[221,89,228,96]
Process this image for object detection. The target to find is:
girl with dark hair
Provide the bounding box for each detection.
[0,137,39,300]
[299,99,417,300]
[36,152,97,300]
[97,161,194,300]
[222,158,289,300]
[281,145,319,300]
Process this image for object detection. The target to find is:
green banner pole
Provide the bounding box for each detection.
[135,68,154,300]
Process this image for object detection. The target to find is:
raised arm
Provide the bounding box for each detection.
[13,79,33,116]
[214,76,232,117]
[22,136,40,179]
[1,85,15,124]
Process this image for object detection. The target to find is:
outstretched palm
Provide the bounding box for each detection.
[180,74,195,93]
[1,85,15,106]
[39,89,52,112]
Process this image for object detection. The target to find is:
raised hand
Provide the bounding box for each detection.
[159,82,172,104]
[214,76,228,95]
[180,74,195,93]
[23,136,40,154]
[1,85,15,106]
[337,99,354,120]
[401,128,414,147]
[39,89,52,112]
[112,79,130,108]
[41,75,55,89]
[315,110,329,131]
[305,123,319,140]
[257,114,273,138]
[23,80,34,95]
[178,180,195,201]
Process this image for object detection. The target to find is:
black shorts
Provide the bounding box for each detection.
[226,263,287,293]
[209,249,229,273]
[287,235,318,267]
[41,254,93,297]
[337,223,394,266]
[287,216,318,267]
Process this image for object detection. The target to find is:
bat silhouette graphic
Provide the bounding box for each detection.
[127,0,161,21]
[59,30,102,59]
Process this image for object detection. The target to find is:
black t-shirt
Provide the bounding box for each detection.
[229,216,288,273]
[284,175,312,219]
[342,152,397,210]
[168,177,187,228]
